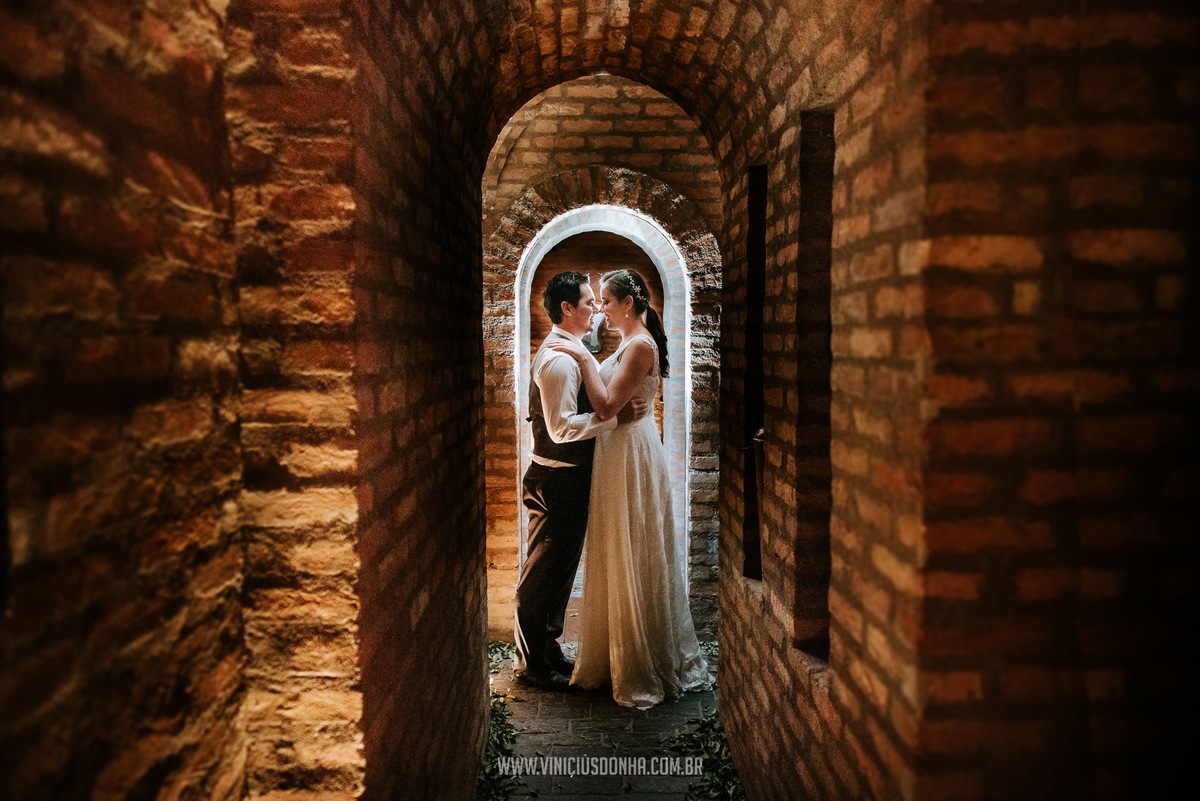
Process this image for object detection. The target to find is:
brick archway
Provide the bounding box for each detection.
[483,166,722,639]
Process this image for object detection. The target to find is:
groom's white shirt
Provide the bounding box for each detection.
[531,325,616,468]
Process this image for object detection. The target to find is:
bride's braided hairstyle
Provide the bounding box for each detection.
[601,269,670,378]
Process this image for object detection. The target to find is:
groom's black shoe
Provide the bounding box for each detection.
[548,654,574,676]
[515,668,571,691]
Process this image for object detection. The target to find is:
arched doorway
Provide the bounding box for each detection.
[481,168,723,642]
[514,209,691,576]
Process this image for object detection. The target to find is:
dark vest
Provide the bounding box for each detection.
[529,335,595,467]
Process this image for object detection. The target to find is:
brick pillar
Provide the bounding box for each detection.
[225,0,363,796]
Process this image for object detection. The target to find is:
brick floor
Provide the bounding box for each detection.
[490,624,720,800]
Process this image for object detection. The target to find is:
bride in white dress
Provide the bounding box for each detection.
[548,269,709,709]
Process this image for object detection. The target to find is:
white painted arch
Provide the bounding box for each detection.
[514,204,692,575]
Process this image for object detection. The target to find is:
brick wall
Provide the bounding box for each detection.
[353,0,492,797]
[707,1,932,797]
[917,3,1197,797]
[224,0,364,796]
[3,1,1194,799]
[1,1,245,798]
[483,74,723,237]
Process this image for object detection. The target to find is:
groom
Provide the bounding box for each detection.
[514,271,646,690]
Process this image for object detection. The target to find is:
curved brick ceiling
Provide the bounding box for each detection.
[477,0,813,155]
[482,74,724,237]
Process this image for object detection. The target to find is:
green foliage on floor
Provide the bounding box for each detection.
[475,689,523,801]
[487,639,516,674]
[661,706,747,801]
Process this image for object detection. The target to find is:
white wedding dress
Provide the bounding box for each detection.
[571,334,710,708]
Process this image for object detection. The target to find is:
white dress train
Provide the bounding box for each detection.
[571,334,710,708]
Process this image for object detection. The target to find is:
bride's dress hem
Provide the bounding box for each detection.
[570,334,712,712]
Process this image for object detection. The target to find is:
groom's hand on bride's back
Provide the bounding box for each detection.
[616,398,648,424]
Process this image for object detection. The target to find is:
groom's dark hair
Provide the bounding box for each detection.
[543,271,589,324]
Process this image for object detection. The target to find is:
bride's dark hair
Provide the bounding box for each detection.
[601,269,669,378]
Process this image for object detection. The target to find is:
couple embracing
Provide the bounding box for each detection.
[514,269,710,710]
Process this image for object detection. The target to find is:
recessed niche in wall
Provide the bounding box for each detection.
[742,165,767,582]
[793,111,834,660]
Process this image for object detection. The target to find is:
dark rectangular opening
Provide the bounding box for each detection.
[793,111,834,658]
[742,164,767,581]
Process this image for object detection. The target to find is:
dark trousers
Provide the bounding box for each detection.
[514,461,591,675]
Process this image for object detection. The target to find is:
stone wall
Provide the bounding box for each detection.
[1,1,245,798]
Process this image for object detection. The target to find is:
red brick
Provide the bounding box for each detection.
[1008,370,1132,403]
[1020,470,1076,505]
[927,374,992,406]
[1023,66,1068,111]
[129,273,219,324]
[915,772,983,801]
[928,181,1002,216]
[923,572,983,600]
[226,83,353,126]
[873,284,921,320]
[1079,515,1158,549]
[930,323,1042,362]
[1088,123,1194,160]
[931,19,1025,57]
[924,472,995,509]
[929,418,1056,458]
[1079,68,1150,110]
[851,63,894,123]
[0,12,65,81]
[266,184,355,221]
[278,28,352,69]
[57,194,161,257]
[849,243,894,283]
[852,156,895,205]
[833,214,872,247]
[846,328,893,359]
[927,236,1044,272]
[1081,569,1123,598]
[4,258,119,321]
[283,341,355,373]
[926,517,1055,553]
[0,88,114,179]
[928,75,1010,116]
[926,285,1000,319]
[1016,568,1077,601]
[922,718,1066,760]
[66,336,172,384]
[922,670,984,705]
[1068,228,1187,264]
[278,137,355,175]
[929,128,1080,166]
